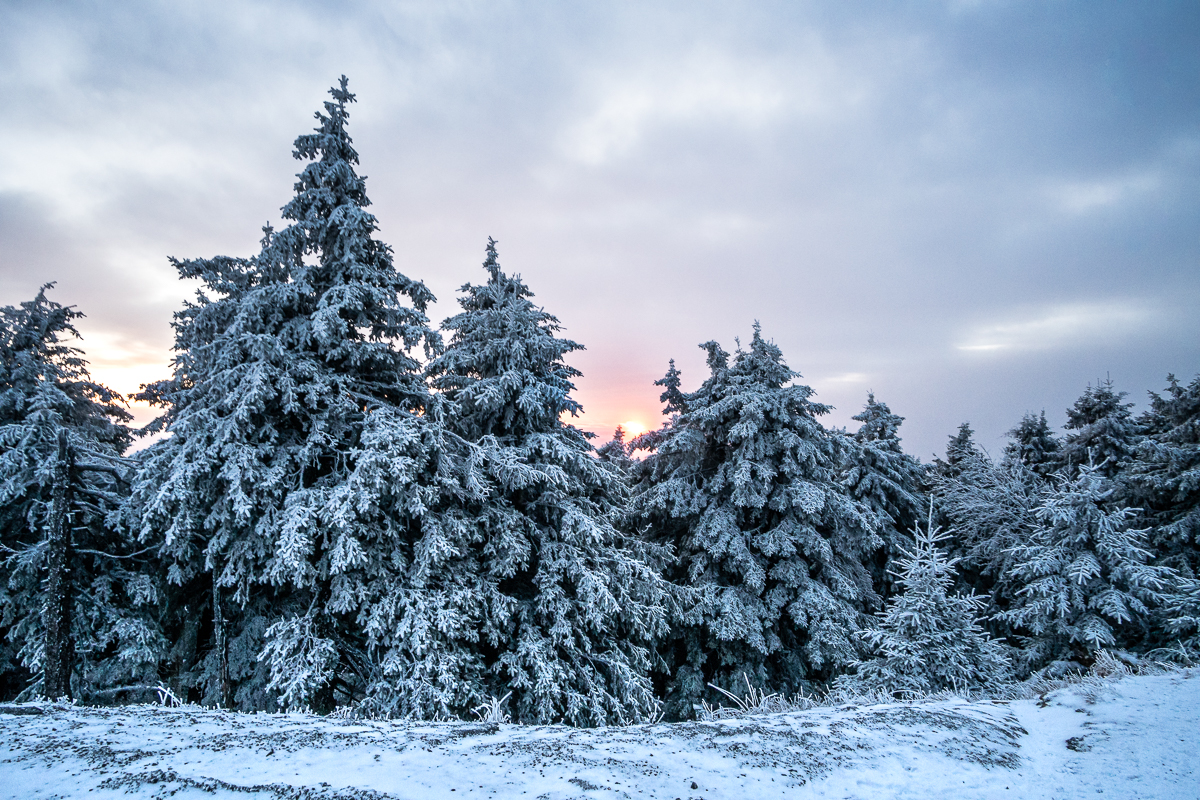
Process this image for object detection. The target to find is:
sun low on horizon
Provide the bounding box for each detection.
[1,0,1197,460]
[620,419,649,438]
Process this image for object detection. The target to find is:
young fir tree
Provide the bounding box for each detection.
[997,465,1174,672]
[835,506,1008,697]
[1124,374,1200,577]
[935,452,1044,626]
[401,238,672,726]
[841,393,925,601]
[1058,379,1139,478]
[126,77,444,711]
[1003,411,1061,476]
[0,286,161,701]
[631,324,879,718]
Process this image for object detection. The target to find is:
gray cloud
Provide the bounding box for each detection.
[1,0,1197,457]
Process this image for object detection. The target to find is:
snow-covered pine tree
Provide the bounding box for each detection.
[1003,411,1061,476]
[841,393,926,601]
[379,238,672,726]
[933,419,1038,625]
[631,324,879,718]
[997,464,1174,673]
[836,505,1008,697]
[935,451,1045,627]
[0,286,162,701]
[126,77,444,711]
[1058,379,1139,478]
[1162,577,1200,656]
[655,359,687,417]
[933,422,980,478]
[1124,374,1200,578]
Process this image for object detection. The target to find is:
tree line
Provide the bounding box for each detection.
[2,78,1197,723]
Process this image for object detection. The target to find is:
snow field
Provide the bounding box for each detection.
[1,670,1197,799]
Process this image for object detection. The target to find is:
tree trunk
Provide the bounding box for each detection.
[170,605,200,702]
[212,565,232,708]
[42,430,74,699]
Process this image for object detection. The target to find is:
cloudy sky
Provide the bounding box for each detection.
[2,0,1197,459]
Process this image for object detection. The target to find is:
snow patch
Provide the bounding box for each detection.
[3,671,1197,799]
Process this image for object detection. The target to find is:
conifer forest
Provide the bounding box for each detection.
[5,78,1200,727]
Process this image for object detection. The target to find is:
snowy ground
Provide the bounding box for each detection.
[2,671,1197,799]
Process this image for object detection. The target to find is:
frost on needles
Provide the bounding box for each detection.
[418,239,673,726]
[0,287,159,702]
[842,393,926,603]
[631,324,880,719]
[121,79,670,725]
[837,508,1009,698]
[8,75,1200,719]
[125,77,445,713]
[997,464,1173,672]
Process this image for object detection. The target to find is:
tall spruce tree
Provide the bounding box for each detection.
[126,77,443,711]
[631,324,879,718]
[0,286,160,701]
[842,393,925,601]
[404,238,671,726]
[997,465,1174,672]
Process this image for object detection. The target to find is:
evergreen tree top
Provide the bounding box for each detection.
[655,359,686,416]
[150,76,440,424]
[1003,411,1060,474]
[292,76,359,169]
[1064,379,1133,430]
[596,424,635,471]
[596,424,627,456]
[428,238,585,440]
[889,512,962,596]
[842,391,924,550]
[285,77,436,361]
[853,392,906,449]
[932,421,980,478]
[2,284,87,395]
[0,284,131,449]
[1060,379,1139,477]
[686,322,826,418]
[1141,373,1200,443]
[701,340,729,373]
[636,325,833,464]
[724,322,798,390]
[946,422,976,462]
